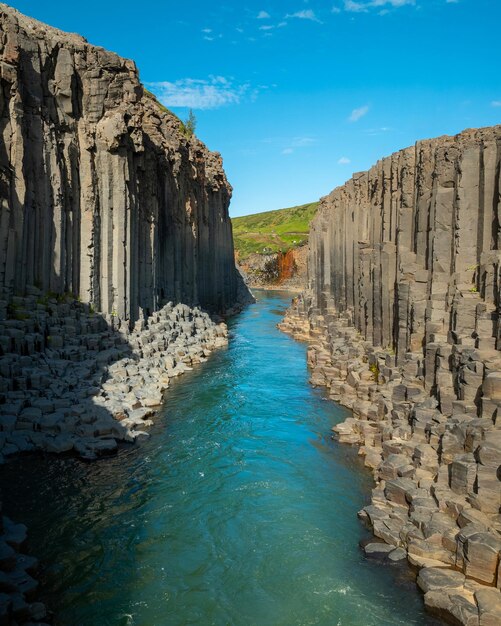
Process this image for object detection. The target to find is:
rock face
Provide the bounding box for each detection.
[0,7,249,623]
[280,125,501,625]
[306,125,501,366]
[238,245,308,290]
[0,3,240,321]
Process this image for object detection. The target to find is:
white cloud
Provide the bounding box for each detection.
[281,136,316,155]
[286,10,322,23]
[147,76,250,110]
[491,101,501,107]
[364,126,393,136]
[202,28,212,33]
[344,0,415,12]
[332,6,342,13]
[291,137,315,147]
[203,34,223,41]
[344,0,368,10]
[259,25,274,30]
[257,10,271,19]
[338,156,351,164]
[349,105,370,121]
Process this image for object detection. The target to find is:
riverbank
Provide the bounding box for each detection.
[0,291,229,463]
[279,296,501,625]
[0,288,234,624]
[247,285,303,293]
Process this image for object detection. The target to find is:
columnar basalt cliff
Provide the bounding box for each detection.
[0,6,250,622]
[0,3,240,321]
[280,125,501,624]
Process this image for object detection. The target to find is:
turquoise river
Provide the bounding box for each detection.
[0,290,440,625]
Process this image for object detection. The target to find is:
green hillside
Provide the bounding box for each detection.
[232,201,319,260]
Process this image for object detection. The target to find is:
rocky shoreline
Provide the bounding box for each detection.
[0,287,235,624]
[0,289,230,462]
[0,513,47,625]
[280,297,501,625]
[277,125,501,626]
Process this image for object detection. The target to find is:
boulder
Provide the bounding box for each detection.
[475,588,501,625]
[483,373,501,401]
[417,567,465,593]
[423,590,479,626]
[363,543,395,557]
[463,533,501,585]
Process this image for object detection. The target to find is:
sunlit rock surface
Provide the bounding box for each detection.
[280,125,501,625]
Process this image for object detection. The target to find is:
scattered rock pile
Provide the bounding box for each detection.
[280,125,501,625]
[0,288,228,463]
[0,512,48,625]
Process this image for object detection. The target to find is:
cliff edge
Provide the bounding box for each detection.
[0,7,249,621]
[0,3,241,320]
[281,125,501,624]
[232,201,318,290]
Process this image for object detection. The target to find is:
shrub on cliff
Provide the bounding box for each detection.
[181,110,197,138]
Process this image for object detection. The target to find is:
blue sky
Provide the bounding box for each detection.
[11,0,501,217]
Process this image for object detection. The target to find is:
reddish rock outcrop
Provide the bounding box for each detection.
[277,249,296,282]
[238,245,308,290]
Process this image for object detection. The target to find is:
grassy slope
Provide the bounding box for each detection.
[232,201,319,260]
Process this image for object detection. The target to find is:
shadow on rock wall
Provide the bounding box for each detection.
[0,288,231,463]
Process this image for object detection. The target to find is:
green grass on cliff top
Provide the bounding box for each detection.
[232,201,319,260]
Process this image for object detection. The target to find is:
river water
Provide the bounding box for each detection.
[1,290,438,625]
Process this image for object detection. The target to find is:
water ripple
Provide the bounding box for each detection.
[0,291,441,626]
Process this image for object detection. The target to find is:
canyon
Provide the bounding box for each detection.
[280,125,501,625]
[0,3,500,625]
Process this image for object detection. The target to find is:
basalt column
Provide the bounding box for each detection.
[307,127,501,373]
[0,4,240,321]
[289,126,501,622]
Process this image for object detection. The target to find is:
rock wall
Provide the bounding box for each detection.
[307,125,501,365]
[0,4,240,321]
[280,125,501,624]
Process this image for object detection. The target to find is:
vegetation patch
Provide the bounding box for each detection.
[232,201,319,260]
